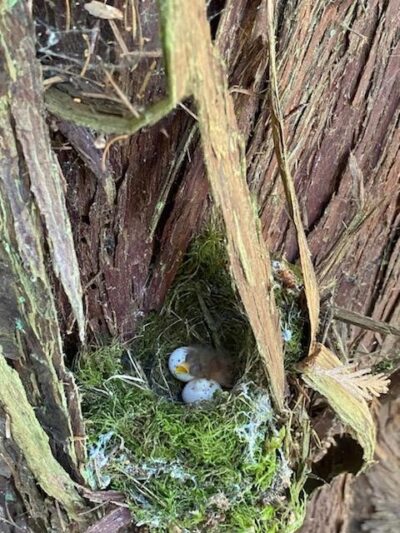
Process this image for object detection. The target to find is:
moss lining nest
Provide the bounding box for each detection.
[78,224,307,531]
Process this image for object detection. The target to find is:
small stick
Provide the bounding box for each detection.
[137,59,157,100]
[103,68,140,117]
[109,20,130,57]
[196,291,223,351]
[65,0,71,32]
[333,306,400,337]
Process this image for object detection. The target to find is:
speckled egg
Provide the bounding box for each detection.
[182,378,222,404]
[168,347,194,382]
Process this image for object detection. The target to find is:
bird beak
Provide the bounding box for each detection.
[175,362,190,374]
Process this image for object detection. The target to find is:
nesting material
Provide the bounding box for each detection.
[80,345,298,530]
[78,227,307,530]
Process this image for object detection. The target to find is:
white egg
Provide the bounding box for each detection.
[182,378,222,404]
[168,347,194,382]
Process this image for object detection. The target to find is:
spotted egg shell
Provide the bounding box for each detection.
[182,378,222,404]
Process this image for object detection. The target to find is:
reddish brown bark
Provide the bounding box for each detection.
[1,0,398,530]
[299,473,354,533]
[46,0,400,357]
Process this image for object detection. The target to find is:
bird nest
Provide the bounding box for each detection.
[78,223,307,531]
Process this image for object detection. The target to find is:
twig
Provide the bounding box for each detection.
[178,101,198,121]
[137,59,157,100]
[196,291,223,351]
[109,19,130,57]
[341,23,368,43]
[149,124,198,239]
[101,134,129,172]
[123,50,162,58]
[55,501,67,532]
[64,0,71,32]
[266,0,320,346]
[125,0,137,39]
[316,205,376,285]
[333,306,400,337]
[80,24,100,77]
[103,68,140,117]
[80,92,123,104]
[330,322,348,362]
[0,516,25,532]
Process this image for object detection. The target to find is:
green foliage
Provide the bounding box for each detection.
[275,290,307,369]
[78,342,123,387]
[271,259,307,369]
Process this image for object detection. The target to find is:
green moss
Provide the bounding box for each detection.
[272,260,308,369]
[128,226,304,392]
[78,224,307,530]
[373,356,399,375]
[125,225,263,399]
[79,347,299,530]
[276,292,307,369]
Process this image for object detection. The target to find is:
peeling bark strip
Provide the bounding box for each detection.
[0,0,85,342]
[264,1,379,464]
[0,126,88,474]
[333,306,400,338]
[0,93,85,469]
[85,507,132,533]
[159,0,285,409]
[0,351,84,519]
[253,0,400,352]
[46,0,286,409]
[301,344,376,463]
[265,0,320,346]
[0,0,89,525]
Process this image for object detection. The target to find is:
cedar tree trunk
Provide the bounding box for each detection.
[0,0,399,531]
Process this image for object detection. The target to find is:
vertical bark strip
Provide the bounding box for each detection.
[264,0,378,463]
[160,0,286,409]
[265,0,320,346]
[0,1,89,527]
[0,352,84,519]
[0,0,85,342]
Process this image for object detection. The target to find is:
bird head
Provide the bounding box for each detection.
[168,347,195,382]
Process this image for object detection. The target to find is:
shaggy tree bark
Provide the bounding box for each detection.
[299,370,400,533]
[0,1,93,530]
[0,0,399,531]
[48,0,400,356]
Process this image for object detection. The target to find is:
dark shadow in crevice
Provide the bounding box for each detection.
[304,434,364,494]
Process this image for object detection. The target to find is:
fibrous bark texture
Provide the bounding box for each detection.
[0,0,398,530]
[0,1,88,529]
[45,0,399,361]
[348,370,400,532]
[258,0,400,359]
[300,370,400,533]
[298,473,354,533]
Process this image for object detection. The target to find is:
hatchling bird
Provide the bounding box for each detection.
[168,345,235,388]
